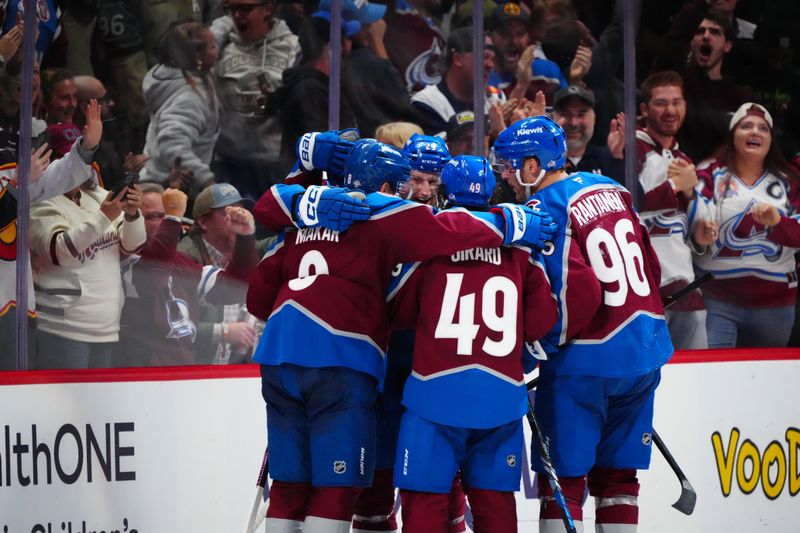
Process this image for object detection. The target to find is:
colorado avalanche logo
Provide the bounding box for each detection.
[646,211,688,238]
[715,199,781,260]
[405,38,445,90]
[526,199,542,212]
[163,277,198,341]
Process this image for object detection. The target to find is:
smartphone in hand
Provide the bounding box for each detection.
[111,172,140,199]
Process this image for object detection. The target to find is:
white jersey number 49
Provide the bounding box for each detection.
[585,218,650,307]
[435,273,517,357]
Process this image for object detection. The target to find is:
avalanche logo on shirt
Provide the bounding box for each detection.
[405,38,445,90]
[647,211,687,238]
[715,199,781,260]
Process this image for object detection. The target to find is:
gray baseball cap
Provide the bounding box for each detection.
[192,183,253,220]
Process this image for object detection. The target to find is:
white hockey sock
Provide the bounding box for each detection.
[540,518,585,533]
[596,525,637,533]
[264,517,304,533]
[303,516,351,533]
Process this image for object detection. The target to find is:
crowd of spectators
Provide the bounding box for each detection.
[1,0,799,369]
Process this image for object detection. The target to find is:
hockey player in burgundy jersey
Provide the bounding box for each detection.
[387,155,557,533]
[247,138,556,533]
[354,133,464,533]
[492,116,673,533]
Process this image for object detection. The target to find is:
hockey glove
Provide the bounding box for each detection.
[492,202,558,250]
[296,129,360,178]
[294,185,370,232]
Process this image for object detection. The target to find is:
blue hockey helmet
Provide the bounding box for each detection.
[490,116,567,173]
[401,133,452,174]
[343,139,411,194]
[441,155,496,209]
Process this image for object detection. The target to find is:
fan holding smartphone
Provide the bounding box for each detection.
[111,171,141,200]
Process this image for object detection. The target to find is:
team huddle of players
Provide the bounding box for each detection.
[245,118,673,533]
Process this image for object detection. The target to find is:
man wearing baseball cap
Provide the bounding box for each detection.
[487,2,530,95]
[178,183,259,364]
[552,85,625,183]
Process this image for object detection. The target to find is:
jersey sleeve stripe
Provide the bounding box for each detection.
[271,185,294,223]
[386,261,422,302]
[369,196,426,220]
[261,232,286,260]
[197,266,222,299]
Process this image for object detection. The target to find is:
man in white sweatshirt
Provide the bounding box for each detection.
[28,109,146,368]
[0,99,104,370]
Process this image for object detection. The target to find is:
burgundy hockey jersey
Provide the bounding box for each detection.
[389,246,557,429]
[248,187,512,384]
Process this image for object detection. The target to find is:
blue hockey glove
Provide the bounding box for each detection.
[492,202,558,250]
[296,129,360,178]
[294,185,370,232]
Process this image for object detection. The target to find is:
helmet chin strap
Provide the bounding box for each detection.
[514,168,546,199]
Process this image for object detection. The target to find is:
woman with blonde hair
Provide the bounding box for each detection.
[696,103,800,348]
[139,22,220,192]
[375,121,424,149]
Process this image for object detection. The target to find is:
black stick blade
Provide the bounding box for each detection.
[671,479,697,515]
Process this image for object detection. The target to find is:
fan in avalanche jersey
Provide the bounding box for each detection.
[695,103,800,348]
[491,116,673,533]
[247,137,555,533]
[388,155,557,533]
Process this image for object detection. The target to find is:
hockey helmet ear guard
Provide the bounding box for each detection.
[401,133,452,174]
[343,139,412,194]
[441,155,495,209]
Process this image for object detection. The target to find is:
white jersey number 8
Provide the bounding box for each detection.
[435,273,518,357]
[288,250,329,290]
[585,218,650,307]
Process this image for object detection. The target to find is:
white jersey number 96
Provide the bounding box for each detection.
[585,218,650,307]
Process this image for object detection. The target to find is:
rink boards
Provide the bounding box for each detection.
[0,349,798,532]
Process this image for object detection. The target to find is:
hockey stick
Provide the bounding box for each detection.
[651,430,696,515]
[525,379,578,533]
[661,272,713,310]
[524,273,712,521]
[649,272,713,516]
[244,446,270,533]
